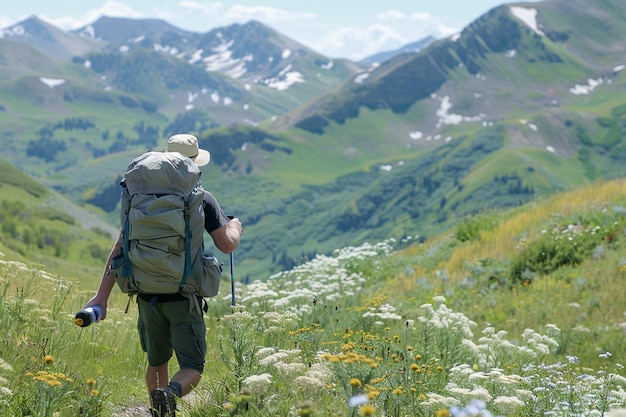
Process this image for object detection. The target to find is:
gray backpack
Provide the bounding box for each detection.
[111,151,222,302]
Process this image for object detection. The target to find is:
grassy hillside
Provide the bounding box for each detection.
[1,178,625,416]
[0,159,117,283]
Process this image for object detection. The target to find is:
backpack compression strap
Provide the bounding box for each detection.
[179,195,192,292]
[121,195,133,282]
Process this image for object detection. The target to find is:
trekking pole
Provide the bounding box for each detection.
[227,215,236,307]
[230,251,236,307]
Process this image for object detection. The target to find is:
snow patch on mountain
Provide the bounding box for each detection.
[409,131,423,140]
[354,63,379,84]
[519,119,538,131]
[354,73,370,83]
[40,77,66,88]
[0,24,26,38]
[260,65,305,91]
[78,25,95,39]
[569,78,603,95]
[510,7,545,36]
[154,43,180,56]
[198,37,255,78]
[434,95,485,127]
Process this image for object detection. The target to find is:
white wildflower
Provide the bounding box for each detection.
[493,395,525,414]
[242,373,272,395]
[294,375,325,391]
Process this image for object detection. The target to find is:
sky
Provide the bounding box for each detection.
[0,0,539,60]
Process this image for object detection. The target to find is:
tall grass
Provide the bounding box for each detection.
[2,179,626,416]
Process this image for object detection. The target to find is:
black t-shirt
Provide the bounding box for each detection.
[203,190,229,234]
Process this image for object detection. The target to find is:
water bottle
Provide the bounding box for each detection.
[75,305,104,327]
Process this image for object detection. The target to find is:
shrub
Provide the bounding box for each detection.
[509,210,624,283]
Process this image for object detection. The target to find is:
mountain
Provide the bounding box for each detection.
[0,16,105,59]
[290,0,626,134]
[360,36,436,64]
[0,15,363,122]
[222,0,626,278]
[1,0,626,281]
[0,15,363,187]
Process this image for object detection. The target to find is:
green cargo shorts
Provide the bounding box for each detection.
[137,296,207,373]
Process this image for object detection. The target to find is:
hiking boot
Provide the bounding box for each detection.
[150,388,176,417]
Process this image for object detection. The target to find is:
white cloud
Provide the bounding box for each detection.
[311,9,456,60]
[314,23,409,60]
[39,1,145,30]
[409,12,433,22]
[0,17,11,29]
[378,10,406,20]
[223,5,316,22]
[179,1,223,16]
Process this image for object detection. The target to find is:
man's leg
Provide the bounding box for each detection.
[146,362,169,392]
[148,362,177,417]
[169,367,202,396]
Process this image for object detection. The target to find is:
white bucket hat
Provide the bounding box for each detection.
[167,134,211,166]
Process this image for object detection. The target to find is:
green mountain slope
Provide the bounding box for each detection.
[0,159,116,282]
[1,0,626,281]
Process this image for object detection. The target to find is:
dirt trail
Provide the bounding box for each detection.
[112,405,150,416]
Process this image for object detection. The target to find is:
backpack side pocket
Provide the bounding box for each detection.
[200,255,222,297]
[110,248,133,293]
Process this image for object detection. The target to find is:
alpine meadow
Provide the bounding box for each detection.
[1,0,626,416]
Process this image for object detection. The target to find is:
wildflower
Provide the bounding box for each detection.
[44,355,54,365]
[86,378,96,386]
[0,358,13,372]
[437,410,451,417]
[432,295,446,304]
[350,378,362,388]
[90,389,99,396]
[415,354,422,361]
[298,401,315,416]
[360,404,376,416]
[410,364,420,371]
[393,386,404,395]
[348,394,369,407]
[242,373,272,395]
[294,376,325,391]
[493,395,524,414]
[366,389,380,401]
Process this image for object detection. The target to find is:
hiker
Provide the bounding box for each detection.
[83,134,243,417]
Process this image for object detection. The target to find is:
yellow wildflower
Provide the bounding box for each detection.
[350,378,362,388]
[44,355,54,365]
[360,404,376,416]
